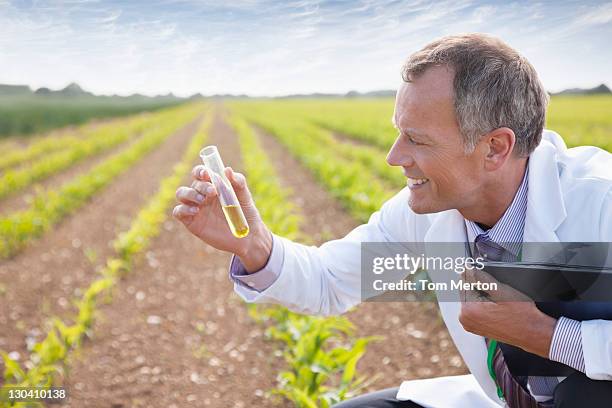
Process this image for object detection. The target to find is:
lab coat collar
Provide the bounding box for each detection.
[523,132,567,243]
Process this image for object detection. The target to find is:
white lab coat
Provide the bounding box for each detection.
[234,130,612,407]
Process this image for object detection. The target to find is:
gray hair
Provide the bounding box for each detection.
[401,33,549,157]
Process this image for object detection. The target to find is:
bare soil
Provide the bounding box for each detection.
[51,108,466,408]
[0,116,203,360]
[59,111,284,408]
[0,129,150,215]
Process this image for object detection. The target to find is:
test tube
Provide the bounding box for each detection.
[199,146,249,238]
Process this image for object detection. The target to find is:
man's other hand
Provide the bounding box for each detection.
[458,268,557,358]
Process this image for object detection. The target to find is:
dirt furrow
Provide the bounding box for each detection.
[0,115,203,359]
[0,130,149,215]
[0,115,141,156]
[60,110,284,408]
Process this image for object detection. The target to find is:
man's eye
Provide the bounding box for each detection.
[402,133,420,145]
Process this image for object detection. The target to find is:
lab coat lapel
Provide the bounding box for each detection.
[522,137,566,261]
[423,210,505,406]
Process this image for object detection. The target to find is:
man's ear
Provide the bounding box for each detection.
[482,127,515,171]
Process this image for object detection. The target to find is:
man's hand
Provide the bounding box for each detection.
[173,165,273,273]
[458,267,557,358]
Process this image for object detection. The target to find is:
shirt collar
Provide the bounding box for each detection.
[465,163,529,256]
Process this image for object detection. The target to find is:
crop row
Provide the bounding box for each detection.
[231,96,612,154]
[0,112,213,406]
[0,113,161,200]
[0,103,204,259]
[229,103,395,223]
[0,113,153,173]
[239,99,397,150]
[0,132,79,172]
[229,113,378,407]
[240,102,403,187]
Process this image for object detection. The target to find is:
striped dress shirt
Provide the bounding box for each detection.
[465,163,586,402]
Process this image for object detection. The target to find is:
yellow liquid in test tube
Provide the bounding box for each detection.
[200,145,250,239]
[222,205,249,238]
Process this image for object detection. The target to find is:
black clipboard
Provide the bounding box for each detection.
[481,261,612,376]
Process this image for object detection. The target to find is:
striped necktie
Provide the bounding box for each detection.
[473,234,555,408]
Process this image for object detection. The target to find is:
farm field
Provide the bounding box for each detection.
[0,93,184,139]
[0,95,610,407]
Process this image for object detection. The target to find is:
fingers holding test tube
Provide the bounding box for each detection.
[175,183,215,207]
[192,164,211,182]
[173,146,273,272]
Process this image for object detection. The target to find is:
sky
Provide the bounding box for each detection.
[1,0,611,97]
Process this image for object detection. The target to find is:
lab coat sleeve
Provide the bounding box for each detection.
[582,187,612,380]
[233,187,424,316]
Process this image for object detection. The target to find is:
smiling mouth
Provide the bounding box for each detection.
[406,177,429,188]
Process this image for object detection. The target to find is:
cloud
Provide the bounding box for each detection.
[0,0,610,96]
[573,2,612,28]
[96,9,122,24]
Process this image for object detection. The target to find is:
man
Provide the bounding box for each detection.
[173,34,612,407]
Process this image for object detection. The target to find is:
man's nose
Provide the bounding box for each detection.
[386,137,415,167]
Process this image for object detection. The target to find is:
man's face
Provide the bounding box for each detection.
[387,66,485,214]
